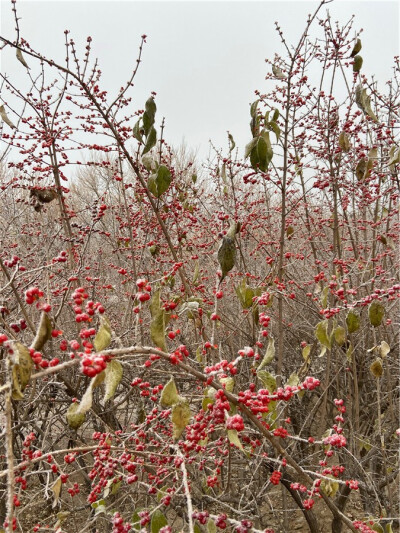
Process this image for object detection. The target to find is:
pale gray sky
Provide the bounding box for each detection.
[1,1,399,161]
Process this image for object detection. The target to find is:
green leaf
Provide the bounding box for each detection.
[369,301,385,327]
[160,376,181,407]
[350,38,362,57]
[244,137,258,159]
[194,522,203,533]
[207,518,217,533]
[148,165,172,198]
[250,99,259,118]
[235,278,255,309]
[66,402,86,430]
[257,370,277,392]
[171,400,191,440]
[132,119,143,143]
[346,311,360,333]
[258,337,275,370]
[267,120,280,141]
[353,55,363,72]
[103,360,123,403]
[286,372,300,388]
[227,429,244,451]
[150,289,167,351]
[257,132,273,172]
[142,126,157,155]
[315,320,331,350]
[145,96,157,123]
[94,316,112,352]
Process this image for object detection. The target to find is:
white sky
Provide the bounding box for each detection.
[1,1,399,162]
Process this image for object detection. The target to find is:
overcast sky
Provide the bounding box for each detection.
[1,1,399,162]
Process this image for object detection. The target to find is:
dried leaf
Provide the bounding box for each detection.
[338,131,351,152]
[32,312,52,351]
[272,65,286,79]
[0,105,16,129]
[76,379,95,415]
[171,400,191,440]
[11,342,32,400]
[334,326,346,346]
[370,358,383,378]
[51,477,62,508]
[379,341,390,358]
[66,402,86,430]
[103,360,123,403]
[16,48,29,69]
[369,301,385,327]
[286,226,294,239]
[346,311,360,333]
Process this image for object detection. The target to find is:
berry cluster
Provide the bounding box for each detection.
[226,414,244,432]
[270,470,282,485]
[72,287,105,322]
[25,286,44,305]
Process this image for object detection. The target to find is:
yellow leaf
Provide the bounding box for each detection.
[51,476,62,508]
[171,400,191,440]
[103,360,123,403]
[94,316,112,352]
[160,376,181,407]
